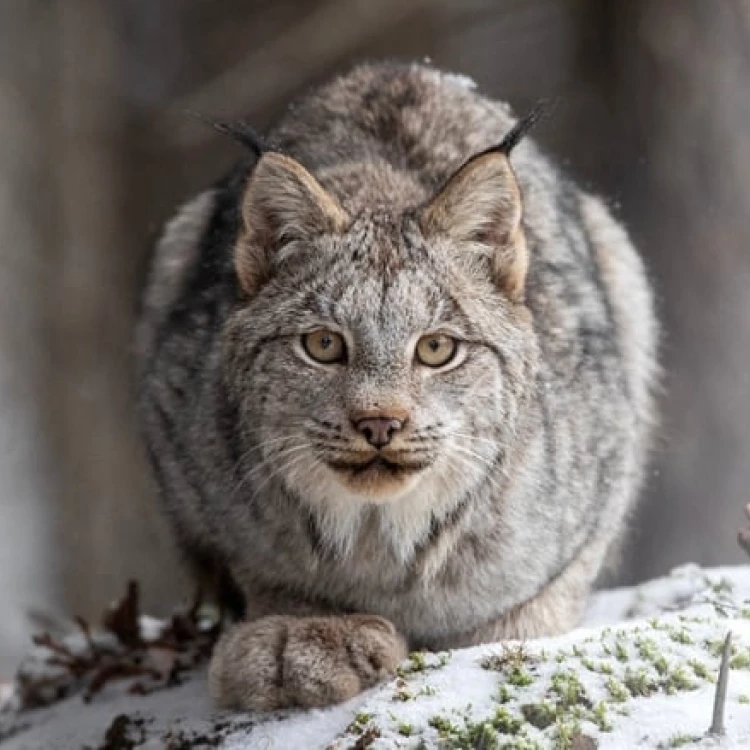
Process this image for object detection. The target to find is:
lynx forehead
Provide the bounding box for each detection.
[137,61,658,712]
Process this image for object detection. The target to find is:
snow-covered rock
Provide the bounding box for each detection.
[2,565,750,749]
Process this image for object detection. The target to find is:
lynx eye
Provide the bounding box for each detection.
[302,329,346,364]
[416,333,458,368]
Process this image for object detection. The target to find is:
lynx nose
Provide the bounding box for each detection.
[354,416,404,448]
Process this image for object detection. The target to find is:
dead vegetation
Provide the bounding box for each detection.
[16,581,220,709]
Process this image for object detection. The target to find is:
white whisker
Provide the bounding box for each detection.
[233,442,309,495]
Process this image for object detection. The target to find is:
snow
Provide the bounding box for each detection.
[440,73,478,91]
[2,565,750,749]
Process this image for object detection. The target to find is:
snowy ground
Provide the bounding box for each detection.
[2,564,750,749]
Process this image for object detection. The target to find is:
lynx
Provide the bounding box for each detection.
[137,62,658,711]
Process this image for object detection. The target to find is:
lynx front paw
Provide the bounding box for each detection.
[208,614,407,711]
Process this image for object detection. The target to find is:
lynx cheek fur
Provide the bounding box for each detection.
[137,62,657,711]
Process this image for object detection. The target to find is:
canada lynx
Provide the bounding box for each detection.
[137,62,658,711]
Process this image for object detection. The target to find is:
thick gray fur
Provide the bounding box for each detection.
[137,62,658,711]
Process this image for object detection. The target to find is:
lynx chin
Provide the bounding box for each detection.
[137,61,658,712]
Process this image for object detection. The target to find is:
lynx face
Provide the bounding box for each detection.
[223,148,537,511]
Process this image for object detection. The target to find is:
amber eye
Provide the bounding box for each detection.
[302,329,346,364]
[416,333,458,368]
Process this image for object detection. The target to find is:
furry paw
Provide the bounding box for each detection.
[208,614,407,711]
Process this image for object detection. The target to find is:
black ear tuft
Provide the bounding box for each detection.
[185,111,268,158]
[494,100,552,156]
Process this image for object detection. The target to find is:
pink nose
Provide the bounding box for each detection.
[354,417,404,448]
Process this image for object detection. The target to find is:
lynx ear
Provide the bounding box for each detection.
[419,148,527,301]
[236,152,349,295]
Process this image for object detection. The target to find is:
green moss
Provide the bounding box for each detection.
[664,665,698,694]
[635,636,660,662]
[410,651,428,670]
[605,677,629,703]
[500,739,543,750]
[398,650,451,677]
[569,704,587,722]
[710,576,734,594]
[740,606,750,620]
[687,659,714,682]
[738,693,750,704]
[667,732,702,747]
[579,657,613,675]
[553,718,583,750]
[348,711,372,732]
[549,670,588,708]
[729,649,750,670]
[653,655,669,676]
[704,637,726,658]
[481,646,536,686]
[496,684,513,704]
[392,682,413,702]
[680,614,710,625]
[396,722,413,737]
[489,706,523,734]
[634,636,669,675]
[614,639,629,662]
[591,701,613,732]
[507,668,534,687]
[429,715,460,736]
[667,627,694,646]
[428,707,531,750]
[464,723,500,750]
[623,667,658,697]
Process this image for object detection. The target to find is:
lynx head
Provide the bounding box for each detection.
[223,132,538,521]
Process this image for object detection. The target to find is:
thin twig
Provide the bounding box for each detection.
[709,631,732,736]
[738,503,750,557]
[31,634,76,663]
[74,616,99,658]
[18,580,220,709]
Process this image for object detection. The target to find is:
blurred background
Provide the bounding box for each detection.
[2,0,750,677]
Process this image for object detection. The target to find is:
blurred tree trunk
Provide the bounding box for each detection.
[50,1,188,624]
[0,2,60,675]
[609,0,750,580]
